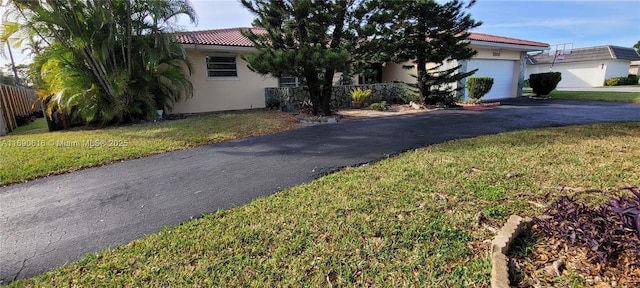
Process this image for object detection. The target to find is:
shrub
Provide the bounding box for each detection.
[529,72,562,96]
[466,77,494,102]
[605,76,637,86]
[523,79,530,88]
[370,101,390,111]
[534,186,639,264]
[398,87,420,104]
[351,88,371,102]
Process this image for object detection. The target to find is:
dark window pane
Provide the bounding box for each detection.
[208,70,238,77]
[206,56,238,77]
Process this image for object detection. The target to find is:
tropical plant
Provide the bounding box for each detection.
[361,0,481,106]
[1,0,196,126]
[351,88,371,102]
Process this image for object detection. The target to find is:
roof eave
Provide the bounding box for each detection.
[469,40,549,52]
[181,44,257,53]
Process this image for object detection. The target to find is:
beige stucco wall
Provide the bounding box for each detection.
[170,49,277,114]
[473,47,521,60]
[382,62,417,83]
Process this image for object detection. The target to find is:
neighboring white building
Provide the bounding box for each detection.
[171,28,549,114]
[526,46,640,88]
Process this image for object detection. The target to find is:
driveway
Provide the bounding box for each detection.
[1,98,640,284]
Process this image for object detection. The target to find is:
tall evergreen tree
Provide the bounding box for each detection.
[241,0,358,116]
[363,0,481,105]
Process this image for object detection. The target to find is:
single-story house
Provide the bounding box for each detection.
[171,27,548,114]
[526,45,640,88]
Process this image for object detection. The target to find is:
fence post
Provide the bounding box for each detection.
[0,104,6,136]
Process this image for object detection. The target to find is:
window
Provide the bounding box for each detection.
[279,74,303,87]
[206,56,238,78]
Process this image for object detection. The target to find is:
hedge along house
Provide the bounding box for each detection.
[171,28,548,114]
[376,33,549,101]
[526,46,640,88]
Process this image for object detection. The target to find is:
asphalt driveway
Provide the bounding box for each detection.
[1,98,640,284]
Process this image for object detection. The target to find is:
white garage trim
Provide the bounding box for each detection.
[465,59,516,100]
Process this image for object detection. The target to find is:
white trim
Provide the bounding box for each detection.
[469,41,548,52]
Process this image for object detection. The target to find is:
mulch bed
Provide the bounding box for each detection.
[507,228,640,287]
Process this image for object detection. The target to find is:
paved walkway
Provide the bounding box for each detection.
[1,98,640,284]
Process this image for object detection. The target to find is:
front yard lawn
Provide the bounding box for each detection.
[0,110,298,186]
[548,90,640,103]
[9,122,640,287]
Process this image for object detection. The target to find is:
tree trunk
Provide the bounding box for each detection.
[306,72,322,115]
[318,0,347,116]
[320,72,334,116]
[416,56,428,105]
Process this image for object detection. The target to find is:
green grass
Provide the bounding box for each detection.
[10,118,48,134]
[8,122,640,287]
[0,110,297,186]
[549,90,640,103]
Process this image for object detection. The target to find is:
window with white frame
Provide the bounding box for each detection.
[206,56,238,78]
[278,74,303,87]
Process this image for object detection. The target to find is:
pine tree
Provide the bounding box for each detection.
[363,0,481,105]
[241,0,357,116]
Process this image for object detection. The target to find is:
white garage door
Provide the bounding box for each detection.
[466,59,516,100]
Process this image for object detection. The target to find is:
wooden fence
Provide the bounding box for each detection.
[0,84,40,135]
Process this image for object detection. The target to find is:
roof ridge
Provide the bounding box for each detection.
[607,46,616,59]
[179,27,263,34]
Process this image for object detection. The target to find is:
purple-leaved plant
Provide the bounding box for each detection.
[534,186,640,264]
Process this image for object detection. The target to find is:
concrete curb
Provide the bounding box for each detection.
[490,215,532,288]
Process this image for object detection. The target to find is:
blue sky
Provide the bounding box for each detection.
[177,0,640,49]
[2,0,640,66]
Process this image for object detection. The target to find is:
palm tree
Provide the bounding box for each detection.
[1,0,197,125]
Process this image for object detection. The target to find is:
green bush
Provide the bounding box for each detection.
[369,101,390,111]
[466,77,494,102]
[398,86,420,104]
[523,79,530,88]
[529,72,562,96]
[605,76,637,86]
